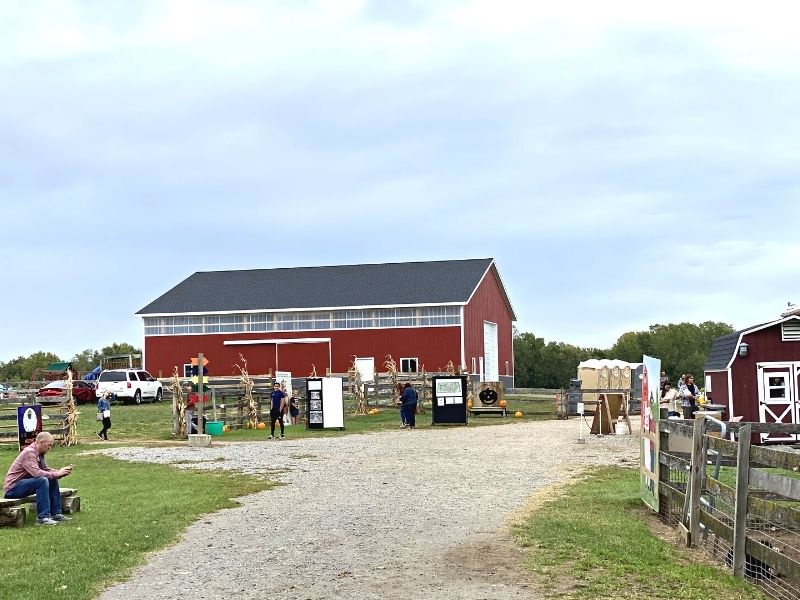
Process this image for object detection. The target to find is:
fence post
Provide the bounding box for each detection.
[689,418,705,545]
[732,424,752,578]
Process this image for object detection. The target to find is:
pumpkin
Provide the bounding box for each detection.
[514,410,523,418]
[256,422,266,430]
[223,425,230,433]
[499,399,507,408]
[467,399,473,409]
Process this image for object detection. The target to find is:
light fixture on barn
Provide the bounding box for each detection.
[738,343,749,358]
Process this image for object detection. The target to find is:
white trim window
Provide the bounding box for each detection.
[400,358,418,373]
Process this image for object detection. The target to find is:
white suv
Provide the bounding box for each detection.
[96,369,163,404]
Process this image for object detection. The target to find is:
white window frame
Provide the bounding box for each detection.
[400,358,419,373]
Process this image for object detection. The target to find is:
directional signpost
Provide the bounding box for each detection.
[188,353,211,447]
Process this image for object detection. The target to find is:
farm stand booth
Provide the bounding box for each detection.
[136,258,516,385]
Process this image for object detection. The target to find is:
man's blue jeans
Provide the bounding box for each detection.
[4,477,62,519]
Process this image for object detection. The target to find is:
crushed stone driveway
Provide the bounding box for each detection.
[95,419,639,600]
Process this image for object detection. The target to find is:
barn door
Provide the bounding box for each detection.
[483,321,499,382]
[758,366,797,443]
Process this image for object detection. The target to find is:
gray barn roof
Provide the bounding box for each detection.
[137,258,514,317]
[704,316,800,370]
[703,331,742,371]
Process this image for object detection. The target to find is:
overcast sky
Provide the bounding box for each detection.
[1,0,799,362]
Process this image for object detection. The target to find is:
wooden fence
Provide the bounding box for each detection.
[659,419,800,599]
[0,392,69,447]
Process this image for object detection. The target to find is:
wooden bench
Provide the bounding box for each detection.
[469,407,507,417]
[0,488,80,528]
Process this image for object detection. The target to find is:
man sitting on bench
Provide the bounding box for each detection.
[3,432,73,526]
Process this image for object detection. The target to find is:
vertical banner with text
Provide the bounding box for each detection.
[640,355,661,511]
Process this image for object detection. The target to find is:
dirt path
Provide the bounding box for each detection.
[95,419,638,599]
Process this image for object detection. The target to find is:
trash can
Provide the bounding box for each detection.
[205,421,224,436]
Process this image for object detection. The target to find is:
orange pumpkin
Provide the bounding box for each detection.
[514,410,523,418]
[256,422,266,430]
[467,398,473,408]
[499,399,507,408]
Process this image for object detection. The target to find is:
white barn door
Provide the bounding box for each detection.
[483,321,499,382]
[758,364,797,443]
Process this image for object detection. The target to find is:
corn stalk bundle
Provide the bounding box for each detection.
[383,354,398,403]
[443,360,457,375]
[171,366,187,436]
[62,370,78,447]
[309,364,318,378]
[418,364,429,414]
[234,354,258,428]
[348,356,368,414]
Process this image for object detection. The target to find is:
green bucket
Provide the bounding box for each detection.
[206,421,224,436]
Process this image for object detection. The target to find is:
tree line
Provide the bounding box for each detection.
[0,343,140,382]
[513,321,734,389]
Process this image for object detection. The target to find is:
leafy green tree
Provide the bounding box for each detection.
[0,352,63,382]
[71,348,101,373]
[100,342,141,356]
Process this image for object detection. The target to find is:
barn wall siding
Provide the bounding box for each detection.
[143,326,461,378]
[463,265,515,381]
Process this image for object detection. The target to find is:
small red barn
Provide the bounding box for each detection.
[704,310,800,443]
[136,258,516,386]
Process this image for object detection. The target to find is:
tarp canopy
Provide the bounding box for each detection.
[46,362,73,372]
[83,365,102,381]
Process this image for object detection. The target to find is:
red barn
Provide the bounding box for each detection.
[704,310,800,443]
[137,258,516,386]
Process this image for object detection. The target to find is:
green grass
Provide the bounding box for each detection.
[37,394,555,445]
[512,467,765,599]
[0,449,272,600]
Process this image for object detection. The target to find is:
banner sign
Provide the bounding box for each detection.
[640,355,661,511]
[17,405,42,451]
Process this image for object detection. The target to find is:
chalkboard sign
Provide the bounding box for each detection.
[431,376,468,425]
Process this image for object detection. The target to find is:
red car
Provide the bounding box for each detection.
[36,380,96,404]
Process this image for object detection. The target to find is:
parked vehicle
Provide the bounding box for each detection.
[36,380,96,404]
[95,369,162,404]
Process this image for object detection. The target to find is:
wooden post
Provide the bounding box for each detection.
[688,418,705,545]
[197,353,204,432]
[732,424,752,577]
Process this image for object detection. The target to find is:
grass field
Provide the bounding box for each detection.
[11,393,556,445]
[512,466,765,599]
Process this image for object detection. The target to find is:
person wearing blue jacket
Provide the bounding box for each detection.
[97,390,112,440]
[400,383,418,430]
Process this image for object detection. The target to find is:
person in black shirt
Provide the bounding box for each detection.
[269,382,287,439]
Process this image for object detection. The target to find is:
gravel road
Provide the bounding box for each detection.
[94,420,639,600]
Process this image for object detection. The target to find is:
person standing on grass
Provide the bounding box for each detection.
[97,390,112,440]
[288,396,300,425]
[400,383,418,430]
[269,382,287,439]
[680,374,700,420]
[660,382,680,418]
[3,431,73,526]
[396,382,408,428]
